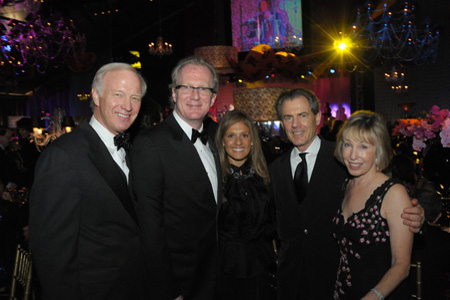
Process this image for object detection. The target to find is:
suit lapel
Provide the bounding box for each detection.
[166,115,218,206]
[208,134,222,207]
[280,149,302,213]
[302,140,337,224]
[80,121,139,225]
[125,151,135,196]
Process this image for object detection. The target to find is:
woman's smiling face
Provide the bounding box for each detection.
[223,121,252,167]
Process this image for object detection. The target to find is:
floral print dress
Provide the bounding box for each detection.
[331,178,410,299]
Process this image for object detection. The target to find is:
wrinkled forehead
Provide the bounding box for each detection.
[179,64,213,82]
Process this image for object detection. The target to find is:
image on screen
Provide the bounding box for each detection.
[230,0,303,52]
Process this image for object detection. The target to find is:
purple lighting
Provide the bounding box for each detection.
[0,12,86,73]
[330,103,351,120]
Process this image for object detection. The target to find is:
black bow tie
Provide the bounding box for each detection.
[114,132,131,151]
[191,129,208,145]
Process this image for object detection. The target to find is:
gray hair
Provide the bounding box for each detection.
[169,56,219,93]
[91,62,147,109]
[275,88,320,120]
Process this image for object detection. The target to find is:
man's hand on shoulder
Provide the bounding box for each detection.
[401,198,425,233]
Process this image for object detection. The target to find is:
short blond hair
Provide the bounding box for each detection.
[335,110,393,171]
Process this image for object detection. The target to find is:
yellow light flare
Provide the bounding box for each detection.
[334,37,352,52]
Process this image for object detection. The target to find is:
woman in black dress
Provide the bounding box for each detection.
[332,111,413,299]
[215,110,276,300]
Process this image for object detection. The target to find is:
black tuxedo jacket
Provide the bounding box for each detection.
[29,120,144,300]
[131,114,222,300]
[270,138,347,300]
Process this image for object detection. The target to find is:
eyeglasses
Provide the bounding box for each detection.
[175,85,215,96]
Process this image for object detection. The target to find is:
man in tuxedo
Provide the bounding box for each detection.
[29,63,147,300]
[131,56,221,300]
[270,88,425,300]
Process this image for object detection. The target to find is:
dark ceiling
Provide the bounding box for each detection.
[44,0,221,59]
[2,0,416,108]
[0,0,232,103]
[1,0,447,120]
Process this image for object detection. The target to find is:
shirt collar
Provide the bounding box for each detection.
[89,115,118,153]
[173,110,204,139]
[292,135,321,157]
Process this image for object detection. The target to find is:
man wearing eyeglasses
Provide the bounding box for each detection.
[131,56,221,300]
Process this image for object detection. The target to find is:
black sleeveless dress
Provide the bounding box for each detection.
[331,178,410,299]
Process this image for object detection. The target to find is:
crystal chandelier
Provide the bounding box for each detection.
[385,66,408,94]
[351,1,440,68]
[31,108,71,152]
[149,36,172,57]
[0,4,86,73]
[148,0,173,57]
[391,83,409,94]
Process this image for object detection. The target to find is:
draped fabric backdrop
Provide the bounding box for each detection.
[25,71,94,119]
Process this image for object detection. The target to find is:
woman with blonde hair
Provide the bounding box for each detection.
[332,110,413,299]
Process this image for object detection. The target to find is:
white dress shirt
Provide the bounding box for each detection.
[290,135,321,182]
[90,116,129,182]
[173,110,218,203]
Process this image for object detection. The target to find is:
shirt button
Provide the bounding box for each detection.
[304,229,308,235]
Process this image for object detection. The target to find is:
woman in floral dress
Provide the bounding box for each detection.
[332,111,413,299]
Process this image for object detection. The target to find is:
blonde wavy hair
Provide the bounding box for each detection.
[335,110,393,171]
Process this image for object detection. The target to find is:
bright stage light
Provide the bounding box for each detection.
[334,38,352,52]
[338,42,347,50]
